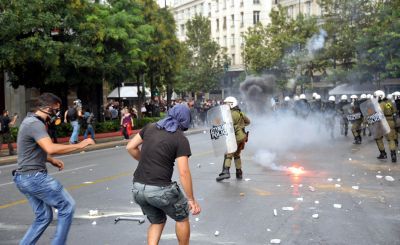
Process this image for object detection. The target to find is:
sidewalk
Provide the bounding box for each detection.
[0,128,206,166]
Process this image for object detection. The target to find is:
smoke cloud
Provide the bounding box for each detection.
[239,75,276,114]
[306,29,328,57]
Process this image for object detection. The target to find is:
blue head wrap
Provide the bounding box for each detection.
[156,104,191,133]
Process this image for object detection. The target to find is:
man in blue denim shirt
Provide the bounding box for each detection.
[13,93,95,245]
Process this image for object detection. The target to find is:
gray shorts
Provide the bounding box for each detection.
[132,182,189,224]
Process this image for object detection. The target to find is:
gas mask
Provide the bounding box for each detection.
[40,107,61,125]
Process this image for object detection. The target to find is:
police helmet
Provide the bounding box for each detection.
[360,94,367,99]
[387,93,393,100]
[299,94,306,100]
[340,95,348,101]
[328,96,335,102]
[315,94,321,100]
[224,96,238,108]
[393,91,400,100]
[366,94,372,99]
[293,95,299,101]
[312,92,318,99]
[374,90,385,100]
[284,96,290,102]
[350,95,358,100]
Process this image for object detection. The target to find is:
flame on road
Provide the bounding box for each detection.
[287,164,304,176]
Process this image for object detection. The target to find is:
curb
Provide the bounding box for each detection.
[0,128,206,166]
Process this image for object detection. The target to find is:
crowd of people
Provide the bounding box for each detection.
[272,90,400,163]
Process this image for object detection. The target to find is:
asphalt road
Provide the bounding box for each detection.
[0,130,399,245]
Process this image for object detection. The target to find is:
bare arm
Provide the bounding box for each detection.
[37,137,95,155]
[177,156,201,215]
[126,133,142,160]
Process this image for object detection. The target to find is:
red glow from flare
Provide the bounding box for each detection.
[288,165,304,176]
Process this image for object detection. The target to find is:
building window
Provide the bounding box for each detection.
[216,19,220,32]
[305,1,311,16]
[253,11,260,24]
[231,14,235,28]
[216,0,219,12]
[223,36,227,47]
[240,0,244,7]
[231,0,234,7]
[223,16,227,30]
[223,0,227,9]
[240,12,244,27]
[253,0,260,4]
[231,54,236,65]
[208,3,211,17]
[240,32,244,46]
[231,34,235,47]
[217,37,220,45]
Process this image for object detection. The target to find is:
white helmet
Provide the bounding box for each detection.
[387,93,393,100]
[393,91,400,99]
[350,95,358,99]
[312,92,318,99]
[299,94,306,100]
[360,94,367,99]
[293,95,299,101]
[340,95,348,101]
[374,90,385,100]
[315,94,321,100]
[328,96,335,102]
[366,94,372,99]
[284,96,290,102]
[73,99,82,107]
[224,96,238,108]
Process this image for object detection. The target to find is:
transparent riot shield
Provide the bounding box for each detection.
[360,98,390,138]
[343,104,362,122]
[206,105,237,156]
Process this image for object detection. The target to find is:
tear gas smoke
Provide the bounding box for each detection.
[306,29,328,57]
[247,111,332,171]
[239,75,276,114]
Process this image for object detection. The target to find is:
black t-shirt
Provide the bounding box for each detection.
[133,123,191,186]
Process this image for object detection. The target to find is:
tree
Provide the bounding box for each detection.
[175,15,225,93]
[243,6,318,92]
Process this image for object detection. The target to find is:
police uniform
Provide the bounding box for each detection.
[323,100,336,138]
[350,100,363,144]
[217,100,250,181]
[336,100,349,136]
[376,98,397,162]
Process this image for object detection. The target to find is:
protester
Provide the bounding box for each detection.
[121,107,134,139]
[83,108,96,141]
[64,99,83,144]
[13,93,95,245]
[126,104,201,245]
[0,109,17,155]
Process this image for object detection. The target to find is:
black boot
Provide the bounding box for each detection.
[216,167,230,182]
[356,136,362,144]
[236,169,243,179]
[377,150,387,160]
[391,151,397,163]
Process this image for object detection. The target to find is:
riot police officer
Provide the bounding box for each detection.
[323,96,337,138]
[294,94,311,119]
[374,90,397,162]
[349,95,363,144]
[216,96,251,181]
[336,95,349,136]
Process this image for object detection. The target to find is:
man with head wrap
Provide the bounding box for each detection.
[216,96,251,181]
[126,104,201,245]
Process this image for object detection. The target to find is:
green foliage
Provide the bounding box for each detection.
[175,15,225,92]
[243,6,318,89]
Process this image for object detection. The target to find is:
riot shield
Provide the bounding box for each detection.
[343,103,362,122]
[206,105,237,156]
[360,99,390,138]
